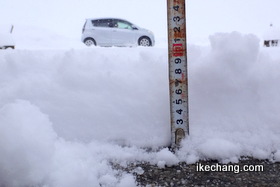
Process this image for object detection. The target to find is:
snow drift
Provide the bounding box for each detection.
[0,32,280,186]
[179,32,280,163]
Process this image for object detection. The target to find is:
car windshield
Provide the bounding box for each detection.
[115,20,132,30]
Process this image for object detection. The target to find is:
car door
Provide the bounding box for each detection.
[91,19,113,46]
[111,19,136,46]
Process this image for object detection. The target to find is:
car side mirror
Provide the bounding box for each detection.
[132,26,138,30]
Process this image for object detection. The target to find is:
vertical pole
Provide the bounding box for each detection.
[10,25,14,34]
[167,0,189,147]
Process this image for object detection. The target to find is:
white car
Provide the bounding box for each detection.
[81,18,155,47]
[0,25,15,49]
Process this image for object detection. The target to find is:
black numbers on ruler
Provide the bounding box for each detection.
[175,58,181,64]
[174,58,182,75]
[176,99,182,104]
[173,5,179,11]
[173,16,181,22]
[172,2,185,127]
[176,119,183,125]
[176,109,183,115]
[175,89,182,94]
[174,69,184,126]
[175,69,182,74]
[173,27,181,33]
[173,4,181,33]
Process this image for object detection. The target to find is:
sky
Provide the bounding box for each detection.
[1,0,280,44]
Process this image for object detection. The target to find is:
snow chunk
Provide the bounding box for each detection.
[156,148,179,167]
[198,138,241,162]
[0,100,57,187]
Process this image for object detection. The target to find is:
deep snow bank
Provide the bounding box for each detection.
[0,47,171,147]
[0,32,280,187]
[180,32,280,163]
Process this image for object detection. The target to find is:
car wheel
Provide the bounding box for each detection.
[1,46,15,50]
[84,38,96,46]
[7,46,15,49]
[138,37,152,47]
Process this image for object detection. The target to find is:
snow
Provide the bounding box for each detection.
[1,25,280,187]
[263,25,280,40]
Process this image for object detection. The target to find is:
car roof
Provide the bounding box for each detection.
[87,18,129,22]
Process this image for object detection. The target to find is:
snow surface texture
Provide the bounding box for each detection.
[1,32,280,186]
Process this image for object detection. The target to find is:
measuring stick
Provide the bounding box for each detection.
[167,0,189,147]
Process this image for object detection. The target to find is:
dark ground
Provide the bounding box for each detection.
[113,158,280,187]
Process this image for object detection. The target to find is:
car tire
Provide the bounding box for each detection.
[0,46,15,50]
[138,36,152,47]
[84,38,96,46]
[7,46,15,49]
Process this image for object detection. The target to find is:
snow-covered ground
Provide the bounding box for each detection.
[1,29,280,187]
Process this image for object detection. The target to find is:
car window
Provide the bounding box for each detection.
[115,20,133,30]
[92,19,112,28]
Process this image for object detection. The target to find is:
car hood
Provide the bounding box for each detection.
[137,27,154,35]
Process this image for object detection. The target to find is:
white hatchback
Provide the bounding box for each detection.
[0,25,15,49]
[81,18,155,47]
